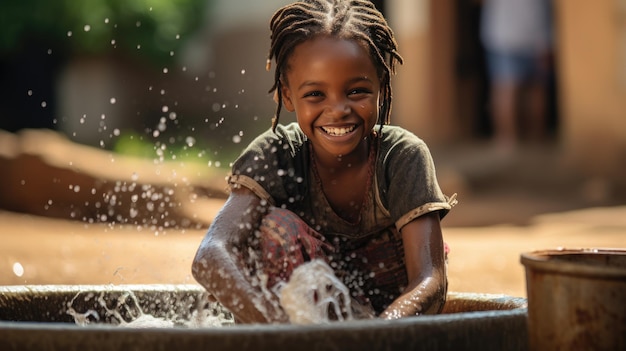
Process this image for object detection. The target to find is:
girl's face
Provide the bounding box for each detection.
[281,36,381,161]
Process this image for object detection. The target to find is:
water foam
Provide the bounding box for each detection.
[67,289,234,328]
[67,261,374,327]
[278,260,375,324]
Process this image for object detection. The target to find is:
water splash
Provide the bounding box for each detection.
[66,289,234,328]
[278,260,375,324]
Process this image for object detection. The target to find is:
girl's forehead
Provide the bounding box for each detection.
[283,36,381,88]
[288,36,375,67]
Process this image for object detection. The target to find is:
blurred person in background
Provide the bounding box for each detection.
[480,0,554,154]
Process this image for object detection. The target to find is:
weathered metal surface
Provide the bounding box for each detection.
[521,248,626,351]
[0,285,527,351]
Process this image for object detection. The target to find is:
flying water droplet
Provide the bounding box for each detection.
[12,262,24,277]
[185,136,196,147]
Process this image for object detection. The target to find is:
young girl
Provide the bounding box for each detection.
[192,0,456,324]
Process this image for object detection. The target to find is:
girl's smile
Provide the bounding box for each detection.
[280,36,381,165]
[317,124,359,149]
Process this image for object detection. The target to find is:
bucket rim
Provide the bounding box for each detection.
[520,247,626,279]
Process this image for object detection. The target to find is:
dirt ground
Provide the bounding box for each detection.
[1,135,625,299]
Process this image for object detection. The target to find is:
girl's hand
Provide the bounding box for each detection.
[379,275,446,319]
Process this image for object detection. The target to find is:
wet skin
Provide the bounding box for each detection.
[191,36,447,323]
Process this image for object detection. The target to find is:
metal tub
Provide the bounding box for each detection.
[521,248,626,350]
[0,284,527,351]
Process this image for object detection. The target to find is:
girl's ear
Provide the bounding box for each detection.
[281,84,295,112]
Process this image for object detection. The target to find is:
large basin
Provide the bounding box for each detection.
[0,284,527,351]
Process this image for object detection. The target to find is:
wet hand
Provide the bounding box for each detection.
[379,277,445,319]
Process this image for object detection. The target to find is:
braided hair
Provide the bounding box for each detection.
[266,0,403,132]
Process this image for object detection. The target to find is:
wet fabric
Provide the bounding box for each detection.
[257,207,334,288]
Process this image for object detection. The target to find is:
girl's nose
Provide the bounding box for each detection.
[324,98,351,118]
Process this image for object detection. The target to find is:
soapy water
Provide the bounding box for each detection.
[278,260,375,324]
[244,245,375,324]
[66,288,234,328]
[67,261,373,327]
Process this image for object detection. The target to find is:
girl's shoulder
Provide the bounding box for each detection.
[254,122,306,150]
[230,122,309,207]
[237,122,307,161]
[231,122,309,179]
[377,125,430,157]
[380,124,426,141]
[375,125,450,221]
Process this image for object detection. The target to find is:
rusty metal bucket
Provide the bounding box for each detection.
[520,248,626,350]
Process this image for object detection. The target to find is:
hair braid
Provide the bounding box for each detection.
[267,0,403,132]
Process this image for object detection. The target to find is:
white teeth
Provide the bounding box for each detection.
[322,125,356,136]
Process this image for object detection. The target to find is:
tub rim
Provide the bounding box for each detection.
[520,247,626,279]
[0,284,527,327]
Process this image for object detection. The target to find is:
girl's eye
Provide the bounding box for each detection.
[303,91,323,98]
[349,88,371,95]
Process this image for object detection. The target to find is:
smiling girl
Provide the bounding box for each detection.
[192,0,456,324]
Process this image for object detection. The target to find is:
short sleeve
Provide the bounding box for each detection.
[376,127,454,231]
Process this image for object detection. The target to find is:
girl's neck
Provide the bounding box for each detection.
[309,133,377,224]
[310,135,374,172]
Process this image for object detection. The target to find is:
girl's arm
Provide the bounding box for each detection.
[379,212,447,319]
[191,186,289,324]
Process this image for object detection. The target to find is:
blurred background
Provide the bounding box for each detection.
[1,0,624,190]
[0,0,624,295]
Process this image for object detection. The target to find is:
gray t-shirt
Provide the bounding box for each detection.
[228,122,454,311]
[228,122,452,241]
